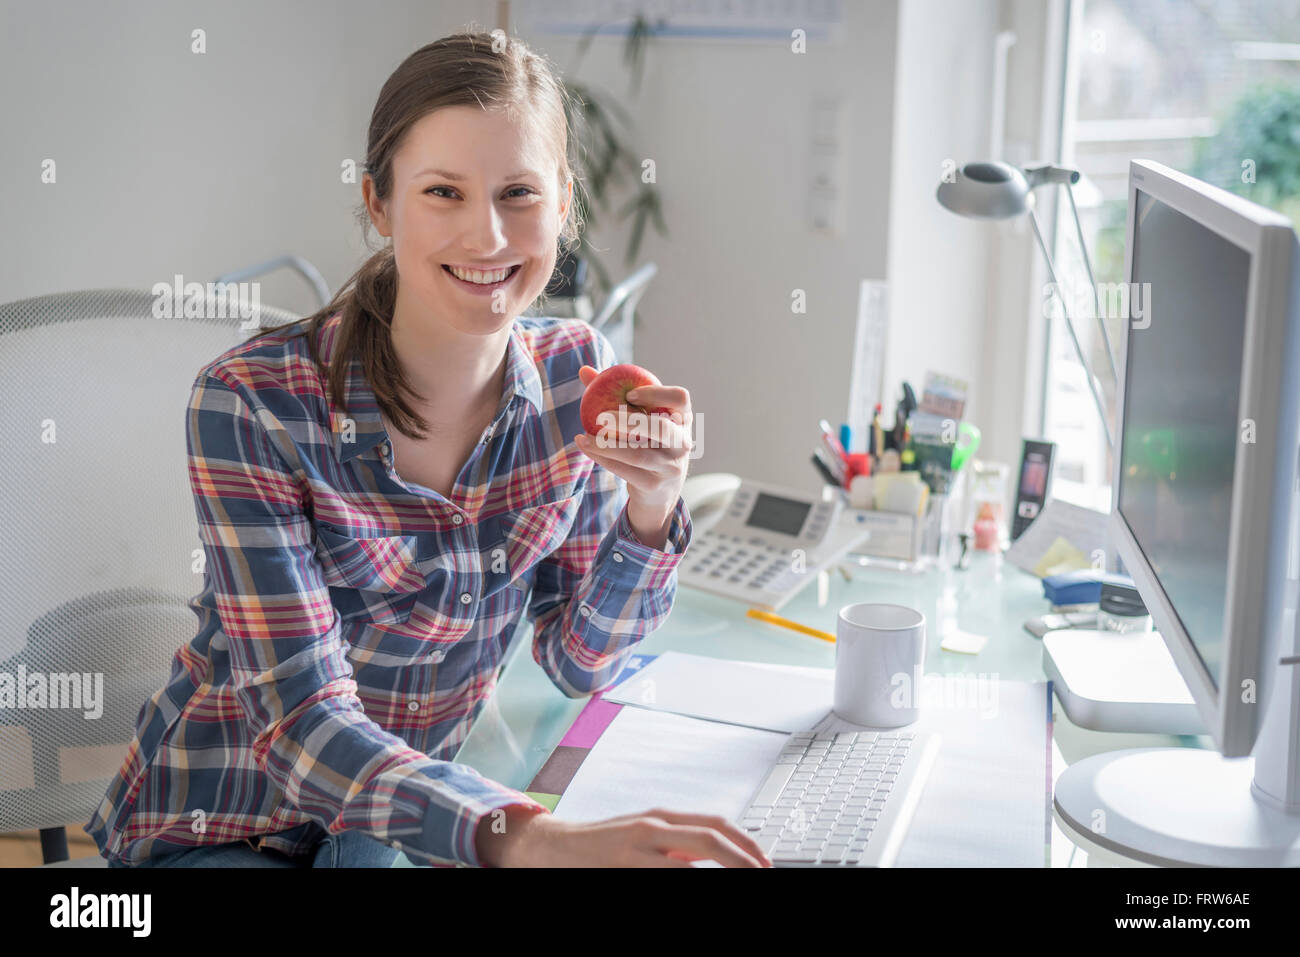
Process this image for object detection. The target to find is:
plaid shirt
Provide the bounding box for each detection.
[86,311,691,867]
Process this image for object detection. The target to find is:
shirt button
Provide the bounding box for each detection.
[452,514,464,525]
[407,700,419,712]
[459,592,473,605]
[378,442,390,458]
[612,551,624,563]
[579,604,592,618]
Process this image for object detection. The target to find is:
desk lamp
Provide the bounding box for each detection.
[936,161,1117,451]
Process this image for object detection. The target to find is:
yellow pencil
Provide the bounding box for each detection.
[746,608,836,644]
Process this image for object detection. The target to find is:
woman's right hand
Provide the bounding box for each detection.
[477,804,772,867]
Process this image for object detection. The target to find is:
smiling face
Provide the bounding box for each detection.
[364,104,571,337]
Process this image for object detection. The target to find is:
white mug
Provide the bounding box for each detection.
[834,603,926,727]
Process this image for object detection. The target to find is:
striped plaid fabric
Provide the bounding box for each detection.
[85,311,691,867]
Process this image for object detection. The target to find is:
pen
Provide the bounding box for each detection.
[814,444,847,485]
[818,419,849,461]
[818,434,848,476]
[810,452,840,488]
[746,608,836,644]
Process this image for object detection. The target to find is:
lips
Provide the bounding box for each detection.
[441,263,522,294]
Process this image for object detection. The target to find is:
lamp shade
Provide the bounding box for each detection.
[936,161,1031,220]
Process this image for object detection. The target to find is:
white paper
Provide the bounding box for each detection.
[846,280,889,454]
[1004,498,1109,577]
[552,707,788,823]
[601,650,834,733]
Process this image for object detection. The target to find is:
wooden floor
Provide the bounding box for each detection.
[0,826,99,867]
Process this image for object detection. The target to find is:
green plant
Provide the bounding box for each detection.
[1192,81,1300,224]
[559,13,671,294]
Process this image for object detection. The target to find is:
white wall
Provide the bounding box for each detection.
[0,0,495,316]
[4,1,1057,499]
[516,3,901,493]
[882,0,1000,433]
[980,0,1071,471]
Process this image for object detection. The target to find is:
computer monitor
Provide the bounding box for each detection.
[1054,160,1300,866]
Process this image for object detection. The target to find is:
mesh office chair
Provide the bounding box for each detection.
[0,288,303,865]
[588,262,657,366]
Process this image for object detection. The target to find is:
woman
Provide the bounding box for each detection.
[87,30,768,868]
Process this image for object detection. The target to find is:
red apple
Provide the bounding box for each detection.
[580,363,673,436]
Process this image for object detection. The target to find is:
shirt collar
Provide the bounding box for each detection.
[328,315,544,463]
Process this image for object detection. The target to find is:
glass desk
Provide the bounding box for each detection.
[413,551,1205,866]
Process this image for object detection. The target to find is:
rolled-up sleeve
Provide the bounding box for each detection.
[188,371,545,866]
[527,331,694,697]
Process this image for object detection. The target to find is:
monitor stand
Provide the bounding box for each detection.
[1053,633,1300,866]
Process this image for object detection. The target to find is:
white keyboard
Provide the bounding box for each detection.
[736,729,940,867]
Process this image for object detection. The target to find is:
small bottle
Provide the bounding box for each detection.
[973,502,999,551]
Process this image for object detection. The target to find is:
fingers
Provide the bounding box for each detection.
[642,809,772,866]
[641,821,766,868]
[575,434,682,472]
[588,416,692,452]
[573,438,661,488]
[626,384,691,414]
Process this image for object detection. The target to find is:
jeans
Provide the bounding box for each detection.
[107,828,400,868]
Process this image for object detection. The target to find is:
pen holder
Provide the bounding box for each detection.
[845,509,925,566]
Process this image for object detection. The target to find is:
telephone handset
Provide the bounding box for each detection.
[678,473,871,612]
[681,472,743,535]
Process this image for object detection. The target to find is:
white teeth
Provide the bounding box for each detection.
[448,265,514,284]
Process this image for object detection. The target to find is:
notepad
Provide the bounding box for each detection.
[600,650,834,732]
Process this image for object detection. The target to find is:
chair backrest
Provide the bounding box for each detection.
[588,262,657,365]
[0,288,302,835]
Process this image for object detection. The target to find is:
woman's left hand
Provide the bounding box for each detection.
[572,365,693,549]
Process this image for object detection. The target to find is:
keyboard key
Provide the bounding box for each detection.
[775,849,819,863]
[749,762,798,807]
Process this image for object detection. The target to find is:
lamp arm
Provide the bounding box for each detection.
[1028,206,1116,453]
[1023,163,1080,187]
[1064,182,1121,388]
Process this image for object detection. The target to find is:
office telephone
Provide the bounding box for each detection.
[678,474,872,611]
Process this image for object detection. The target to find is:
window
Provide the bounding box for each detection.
[1044,0,1300,510]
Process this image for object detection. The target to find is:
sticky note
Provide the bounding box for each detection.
[940,628,989,655]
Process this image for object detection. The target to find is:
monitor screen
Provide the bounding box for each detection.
[1117,190,1252,690]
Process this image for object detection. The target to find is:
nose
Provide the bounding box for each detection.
[460,194,509,256]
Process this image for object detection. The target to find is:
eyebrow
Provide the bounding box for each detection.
[415,168,541,182]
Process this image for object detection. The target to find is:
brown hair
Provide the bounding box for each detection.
[246,29,582,441]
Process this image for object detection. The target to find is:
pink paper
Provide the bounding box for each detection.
[559,696,623,749]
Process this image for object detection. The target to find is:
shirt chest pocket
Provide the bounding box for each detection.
[314,527,427,624]
[501,495,583,583]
